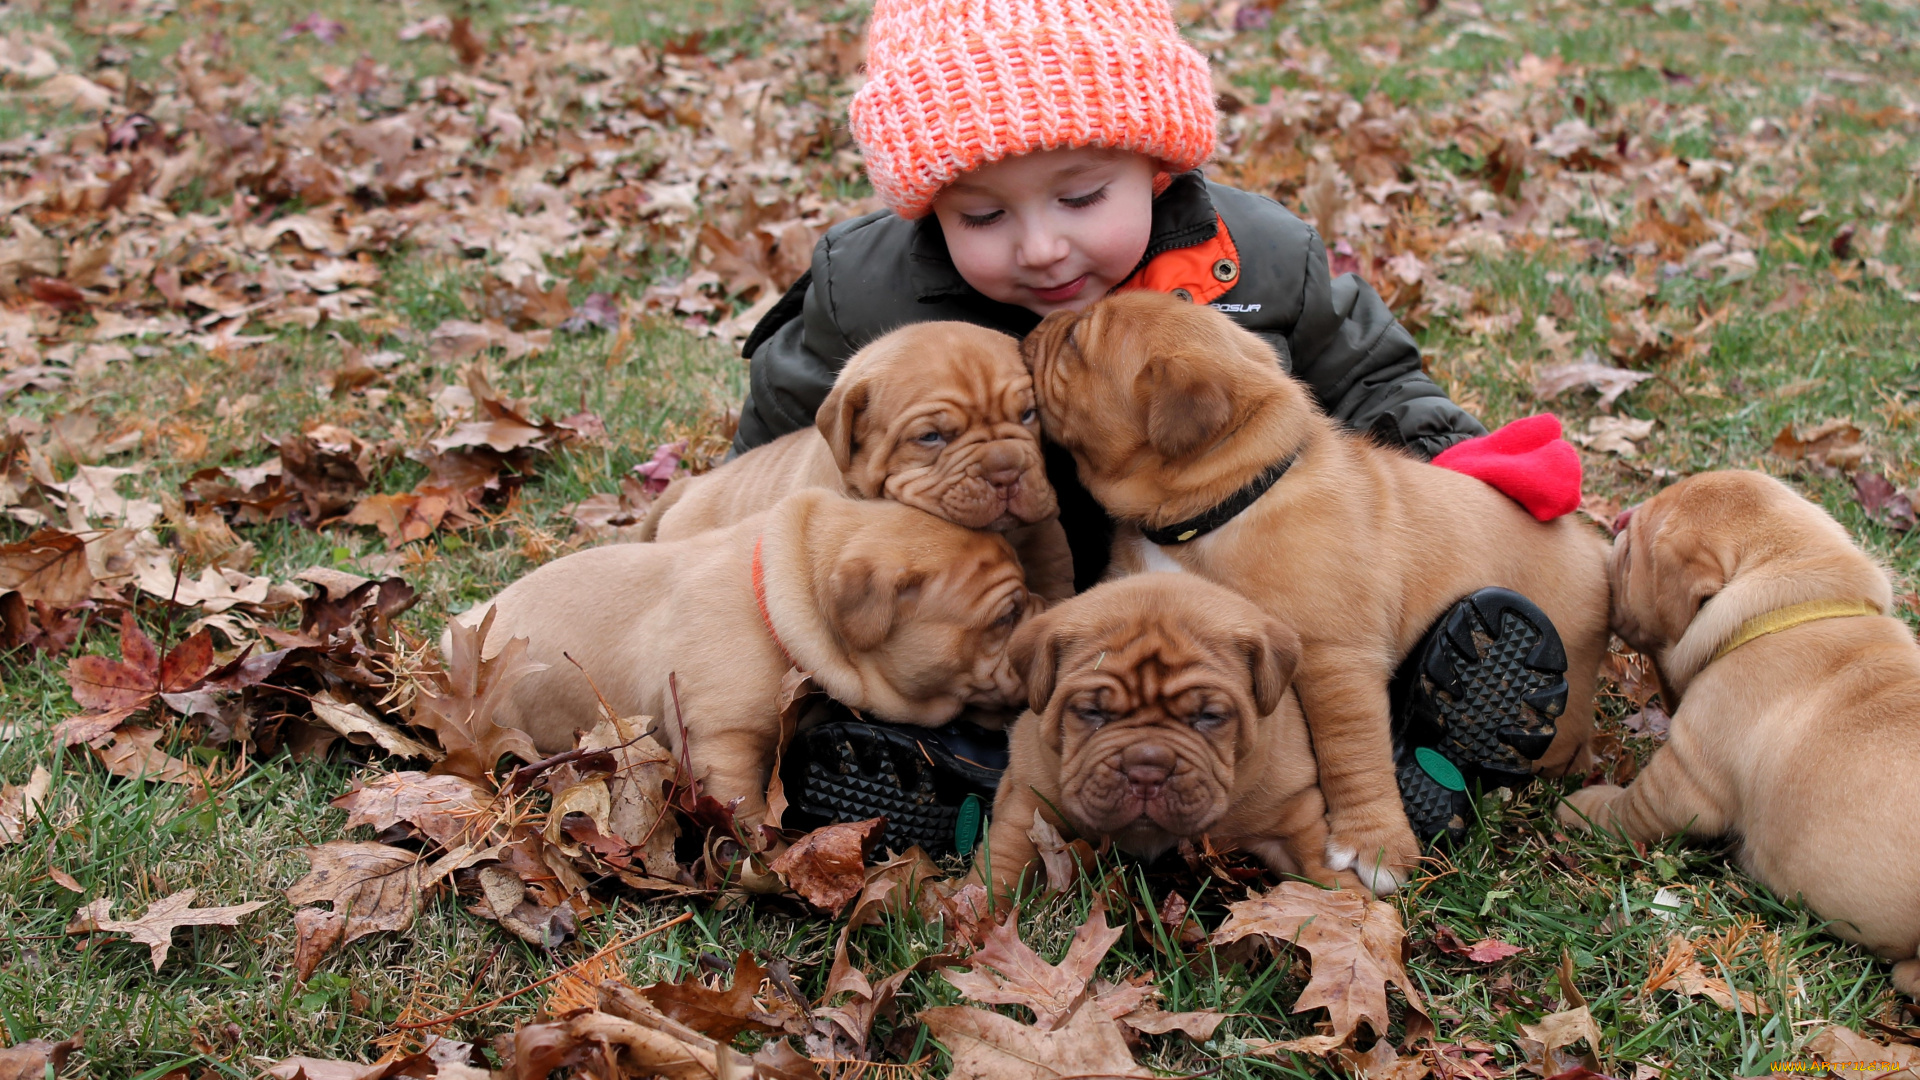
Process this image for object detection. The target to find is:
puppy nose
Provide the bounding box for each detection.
[1612,505,1635,536]
[981,444,1025,488]
[1121,743,1174,797]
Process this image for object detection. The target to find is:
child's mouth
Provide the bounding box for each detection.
[1031,275,1088,303]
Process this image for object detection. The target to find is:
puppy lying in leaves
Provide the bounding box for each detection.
[459,489,1039,832]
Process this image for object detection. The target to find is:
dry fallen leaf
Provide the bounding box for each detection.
[332,770,496,849]
[1642,935,1771,1015]
[67,888,267,969]
[1533,359,1655,411]
[1805,1024,1920,1079]
[1853,471,1918,532]
[638,951,805,1041]
[64,611,214,711]
[284,841,426,972]
[0,1035,84,1080]
[921,1002,1151,1080]
[1771,418,1867,473]
[1573,416,1657,458]
[944,899,1121,1032]
[1210,882,1428,1047]
[1027,810,1094,894]
[0,766,51,848]
[1517,1005,1606,1075]
[0,529,93,606]
[770,817,883,915]
[310,692,445,762]
[409,606,545,782]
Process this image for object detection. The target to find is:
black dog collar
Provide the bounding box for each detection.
[1139,449,1301,546]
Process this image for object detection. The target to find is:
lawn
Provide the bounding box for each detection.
[1,0,1918,1077]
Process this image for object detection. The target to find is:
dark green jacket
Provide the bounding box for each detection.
[732,171,1485,590]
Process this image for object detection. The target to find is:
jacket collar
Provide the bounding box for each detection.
[908,170,1219,305]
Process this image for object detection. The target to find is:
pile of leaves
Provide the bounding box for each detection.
[0,3,870,378]
[265,865,1446,1079]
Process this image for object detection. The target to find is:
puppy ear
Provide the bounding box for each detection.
[816,373,871,473]
[1243,617,1301,717]
[1008,606,1063,714]
[1137,358,1233,460]
[825,554,905,652]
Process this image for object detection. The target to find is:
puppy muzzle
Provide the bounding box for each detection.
[1065,739,1227,838]
[937,442,1056,530]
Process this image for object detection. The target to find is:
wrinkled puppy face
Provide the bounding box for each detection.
[1012,575,1298,850]
[817,322,1057,531]
[821,514,1041,725]
[1020,292,1288,514]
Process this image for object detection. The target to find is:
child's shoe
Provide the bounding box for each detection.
[779,710,1007,858]
[1391,587,1569,842]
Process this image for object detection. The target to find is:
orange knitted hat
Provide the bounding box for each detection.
[849,0,1218,220]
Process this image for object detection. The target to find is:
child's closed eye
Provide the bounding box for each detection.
[1061,185,1109,210]
[957,209,1003,229]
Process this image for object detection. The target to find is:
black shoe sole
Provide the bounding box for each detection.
[1393,588,1569,808]
[780,716,1006,858]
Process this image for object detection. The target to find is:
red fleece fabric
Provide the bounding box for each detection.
[1431,414,1582,522]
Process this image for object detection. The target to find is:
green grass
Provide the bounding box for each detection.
[3,0,1919,1075]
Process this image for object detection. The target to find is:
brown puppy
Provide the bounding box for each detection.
[643,321,1072,600]
[1557,470,1920,996]
[457,490,1039,830]
[1023,291,1610,894]
[977,574,1358,898]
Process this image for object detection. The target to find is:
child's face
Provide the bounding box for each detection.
[931,147,1157,316]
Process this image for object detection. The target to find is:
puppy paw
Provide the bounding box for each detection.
[1324,834,1414,898]
[1554,784,1625,831]
[1892,958,1920,1000]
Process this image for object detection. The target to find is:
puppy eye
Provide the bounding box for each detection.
[915,431,947,446]
[1190,709,1229,730]
[1075,706,1109,728]
[993,597,1023,629]
[1020,408,1038,425]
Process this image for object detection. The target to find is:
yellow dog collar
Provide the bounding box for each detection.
[1712,598,1881,663]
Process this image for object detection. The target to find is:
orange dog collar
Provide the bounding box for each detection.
[751,536,801,672]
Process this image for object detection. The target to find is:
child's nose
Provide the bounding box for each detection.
[1015,224,1070,268]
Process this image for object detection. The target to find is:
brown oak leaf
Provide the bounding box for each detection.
[66,888,266,969]
[943,899,1122,1032]
[921,1002,1151,1080]
[1210,882,1429,1047]
[408,606,544,782]
[639,951,804,1040]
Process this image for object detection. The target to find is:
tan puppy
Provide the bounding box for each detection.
[977,574,1359,897]
[1557,470,1920,996]
[458,490,1039,830]
[643,321,1072,600]
[1023,291,1610,894]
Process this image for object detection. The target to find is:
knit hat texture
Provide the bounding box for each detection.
[849,0,1218,220]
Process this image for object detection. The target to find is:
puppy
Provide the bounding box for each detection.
[1557,470,1920,996]
[458,490,1039,830]
[1023,291,1611,894]
[642,321,1073,601]
[977,574,1358,898]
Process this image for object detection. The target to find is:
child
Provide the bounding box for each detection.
[739,0,1584,857]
